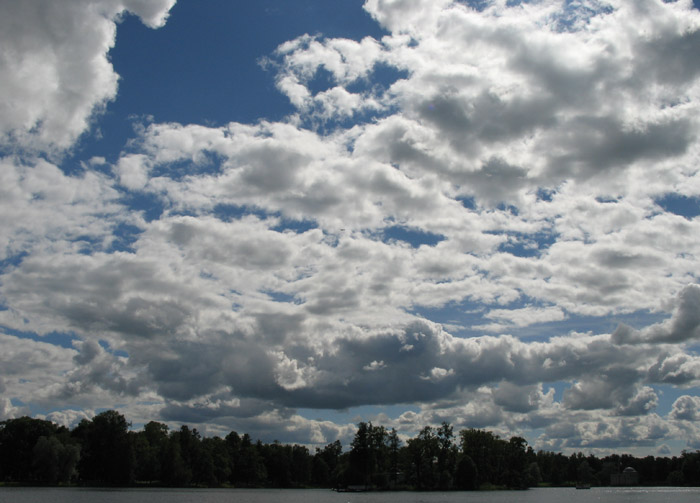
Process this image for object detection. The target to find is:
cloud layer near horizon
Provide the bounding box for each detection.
[2,0,700,453]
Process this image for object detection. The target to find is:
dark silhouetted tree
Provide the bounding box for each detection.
[203,436,232,486]
[348,422,388,488]
[387,428,401,488]
[73,410,133,485]
[504,436,529,488]
[436,422,457,489]
[161,432,191,486]
[460,429,504,488]
[456,454,478,490]
[132,421,168,483]
[313,440,342,487]
[404,426,440,489]
[0,416,61,482]
[32,435,80,484]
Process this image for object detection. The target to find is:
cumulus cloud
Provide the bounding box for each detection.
[616,386,659,417]
[40,409,95,429]
[613,285,700,345]
[647,353,700,386]
[670,395,700,421]
[0,333,77,411]
[476,305,567,332]
[0,0,175,153]
[0,397,27,421]
[493,382,547,414]
[2,0,700,451]
[541,413,672,451]
[0,157,124,262]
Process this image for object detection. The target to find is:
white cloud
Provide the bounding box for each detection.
[423,367,455,382]
[476,305,567,332]
[0,0,175,153]
[613,285,700,345]
[364,360,386,371]
[493,382,551,414]
[616,386,659,417]
[116,154,151,190]
[2,0,700,453]
[39,409,95,429]
[670,395,700,421]
[647,352,700,386]
[0,157,127,268]
[0,396,27,421]
[0,333,77,412]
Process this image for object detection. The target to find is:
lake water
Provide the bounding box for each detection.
[1,487,700,503]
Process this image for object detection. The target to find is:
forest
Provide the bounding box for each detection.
[2,410,700,489]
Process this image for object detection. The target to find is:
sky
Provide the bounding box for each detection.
[2,0,700,456]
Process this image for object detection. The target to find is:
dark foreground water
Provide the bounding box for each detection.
[1,487,700,503]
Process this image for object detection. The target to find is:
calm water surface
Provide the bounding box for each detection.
[2,487,700,503]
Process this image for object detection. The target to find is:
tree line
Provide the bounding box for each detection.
[1,411,700,489]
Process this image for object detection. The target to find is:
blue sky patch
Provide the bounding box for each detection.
[107,223,144,253]
[0,251,28,274]
[488,229,558,258]
[265,291,300,304]
[119,191,166,222]
[382,225,446,248]
[213,203,318,233]
[2,327,80,350]
[655,193,700,219]
[346,63,410,95]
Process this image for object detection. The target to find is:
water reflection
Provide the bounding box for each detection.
[2,487,700,503]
